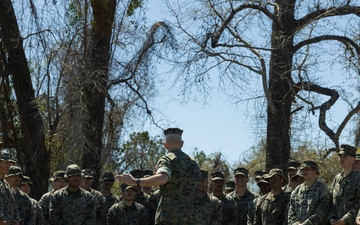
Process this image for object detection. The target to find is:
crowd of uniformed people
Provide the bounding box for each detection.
[1,128,360,225]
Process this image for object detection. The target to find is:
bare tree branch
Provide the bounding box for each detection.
[297,6,360,30]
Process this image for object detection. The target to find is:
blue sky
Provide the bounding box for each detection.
[130,0,360,166]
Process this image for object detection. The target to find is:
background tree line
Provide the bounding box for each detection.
[0,0,359,199]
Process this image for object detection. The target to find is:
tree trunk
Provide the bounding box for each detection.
[265,0,296,172]
[81,0,116,189]
[0,0,49,199]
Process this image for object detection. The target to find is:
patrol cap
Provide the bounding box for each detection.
[164,128,183,137]
[211,171,224,181]
[234,167,249,177]
[65,164,82,178]
[264,168,285,180]
[337,144,357,157]
[355,147,360,161]
[82,169,94,179]
[6,166,23,178]
[100,170,115,181]
[299,160,318,170]
[130,169,145,179]
[50,170,66,181]
[254,170,266,181]
[20,176,33,185]
[291,170,304,180]
[257,175,269,184]
[121,183,135,192]
[287,161,300,170]
[0,149,16,163]
[225,180,235,190]
[200,170,209,179]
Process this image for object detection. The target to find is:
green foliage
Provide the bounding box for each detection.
[126,0,143,16]
[193,150,231,180]
[113,131,166,173]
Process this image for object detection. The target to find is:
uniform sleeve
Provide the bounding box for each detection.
[287,191,300,225]
[302,185,330,225]
[211,199,223,225]
[156,154,173,181]
[39,194,50,224]
[342,184,360,224]
[327,177,337,222]
[107,204,118,225]
[253,197,263,225]
[49,193,66,225]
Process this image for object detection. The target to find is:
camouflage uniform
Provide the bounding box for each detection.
[30,198,47,225]
[39,170,66,224]
[0,179,20,223]
[107,199,150,225]
[228,190,258,225]
[104,193,120,212]
[288,179,330,225]
[49,186,96,225]
[49,164,96,225]
[211,193,237,225]
[155,147,201,224]
[196,193,222,225]
[89,188,107,225]
[254,190,290,225]
[282,184,294,195]
[14,188,35,225]
[39,190,55,223]
[328,169,360,224]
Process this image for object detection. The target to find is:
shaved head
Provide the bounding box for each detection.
[164,134,183,150]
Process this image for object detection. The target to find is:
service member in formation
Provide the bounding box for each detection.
[5,166,35,224]
[329,145,360,225]
[288,160,330,225]
[282,161,301,194]
[196,170,222,225]
[49,164,96,225]
[225,180,235,194]
[107,183,149,225]
[39,170,67,223]
[19,176,47,225]
[81,169,107,225]
[0,149,20,225]
[99,170,120,212]
[210,171,237,225]
[353,147,360,171]
[228,167,258,225]
[254,168,290,225]
[247,174,271,225]
[142,169,154,195]
[116,128,202,225]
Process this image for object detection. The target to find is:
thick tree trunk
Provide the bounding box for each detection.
[265,0,296,172]
[0,0,49,199]
[81,0,116,189]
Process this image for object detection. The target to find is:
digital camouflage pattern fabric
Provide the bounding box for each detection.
[288,179,330,225]
[15,189,35,225]
[228,189,258,225]
[328,169,360,225]
[0,179,20,223]
[254,190,290,225]
[107,200,150,225]
[88,188,107,225]
[30,197,47,225]
[196,193,222,225]
[49,187,96,225]
[155,148,201,224]
[211,193,237,225]
[103,193,120,212]
[39,190,55,224]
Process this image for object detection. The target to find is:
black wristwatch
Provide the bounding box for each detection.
[136,179,141,187]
